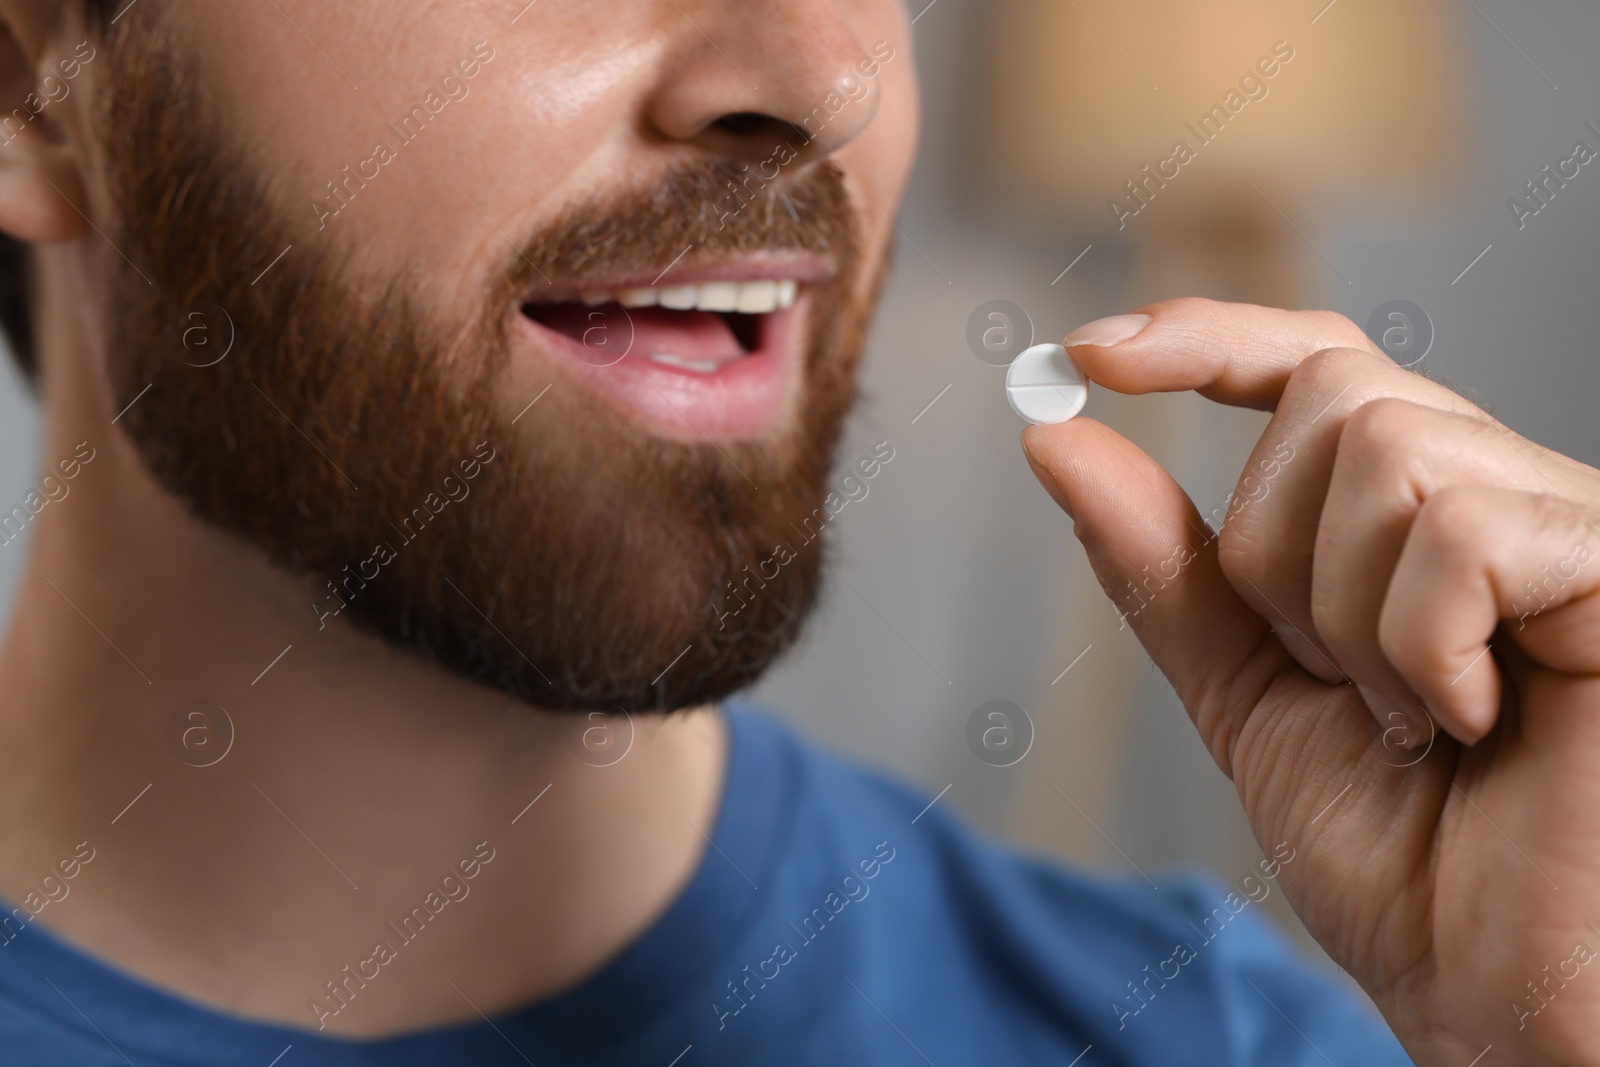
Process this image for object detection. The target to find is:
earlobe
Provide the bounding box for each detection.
[0,21,89,245]
[0,145,89,243]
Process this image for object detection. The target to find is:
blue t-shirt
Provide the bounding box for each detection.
[0,703,1411,1065]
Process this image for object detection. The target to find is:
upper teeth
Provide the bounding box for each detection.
[580,279,798,314]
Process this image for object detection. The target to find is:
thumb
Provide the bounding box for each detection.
[1022,417,1294,779]
[1021,419,1455,974]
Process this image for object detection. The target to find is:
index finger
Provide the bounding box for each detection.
[1064,297,1384,411]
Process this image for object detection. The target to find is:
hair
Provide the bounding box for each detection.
[0,0,116,385]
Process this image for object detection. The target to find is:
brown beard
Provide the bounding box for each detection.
[94,17,880,713]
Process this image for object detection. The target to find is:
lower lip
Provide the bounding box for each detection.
[512,299,799,441]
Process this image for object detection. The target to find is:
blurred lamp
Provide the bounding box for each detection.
[978,0,1465,301]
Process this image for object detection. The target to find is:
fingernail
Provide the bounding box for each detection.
[1022,440,1075,519]
[1424,699,1484,747]
[1064,313,1152,348]
[1358,684,1430,750]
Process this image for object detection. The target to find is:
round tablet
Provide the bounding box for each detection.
[1004,342,1089,424]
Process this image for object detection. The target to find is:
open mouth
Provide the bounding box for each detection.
[514,269,816,440]
[522,279,797,374]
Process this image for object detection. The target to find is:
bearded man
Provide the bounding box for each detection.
[0,3,1596,1066]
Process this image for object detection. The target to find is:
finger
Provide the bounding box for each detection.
[1213,350,1491,651]
[1023,419,1452,916]
[1308,401,1558,742]
[1216,352,1600,717]
[1380,486,1600,742]
[1063,297,1381,410]
[1023,418,1312,779]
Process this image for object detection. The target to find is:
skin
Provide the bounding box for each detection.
[1026,301,1600,1065]
[0,0,916,1038]
[0,1,1594,1064]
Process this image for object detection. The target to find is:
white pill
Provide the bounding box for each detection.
[1005,342,1089,424]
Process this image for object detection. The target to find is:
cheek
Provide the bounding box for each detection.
[832,32,918,256]
[180,3,654,281]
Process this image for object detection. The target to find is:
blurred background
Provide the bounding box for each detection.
[4,0,1599,987]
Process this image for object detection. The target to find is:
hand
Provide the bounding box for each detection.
[1022,299,1600,1067]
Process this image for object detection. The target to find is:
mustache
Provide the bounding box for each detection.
[500,157,859,298]
[95,10,879,711]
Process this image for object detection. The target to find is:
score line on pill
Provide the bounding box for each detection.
[1005,342,1089,424]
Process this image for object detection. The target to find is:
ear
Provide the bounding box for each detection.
[0,6,90,244]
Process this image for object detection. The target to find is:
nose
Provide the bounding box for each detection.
[645,1,885,163]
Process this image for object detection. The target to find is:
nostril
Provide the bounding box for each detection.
[714,111,772,137]
[711,110,812,150]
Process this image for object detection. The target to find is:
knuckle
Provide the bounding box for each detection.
[1302,309,1373,351]
[1288,345,1378,404]
[1337,395,1426,460]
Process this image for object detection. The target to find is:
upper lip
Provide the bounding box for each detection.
[521,252,833,305]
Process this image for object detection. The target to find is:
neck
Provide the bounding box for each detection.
[0,249,726,1035]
